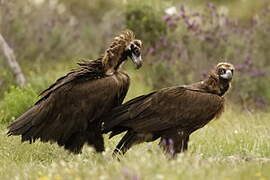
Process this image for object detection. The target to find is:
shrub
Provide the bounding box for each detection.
[125,1,167,44]
[0,85,38,124]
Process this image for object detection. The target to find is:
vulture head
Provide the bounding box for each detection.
[213,62,235,96]
[102,30,143,75]
[202,62,235,96]
[216,62,235,82]
[125,39,143,69]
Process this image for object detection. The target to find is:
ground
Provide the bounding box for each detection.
[0,107,269,180]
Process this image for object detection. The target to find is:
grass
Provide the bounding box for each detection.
[0,106,269,180]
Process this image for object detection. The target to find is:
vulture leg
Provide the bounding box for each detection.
[63,132,87,154]
[181,135,189,151]
[87,122,105,153]
[113,130,139,156]
[87,130,105,153]
[159,130,189,158]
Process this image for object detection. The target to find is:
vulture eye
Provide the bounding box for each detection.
[219,68,226,74]
[133,48,140,56]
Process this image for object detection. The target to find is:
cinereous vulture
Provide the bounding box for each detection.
[7,30,143,153]
[102,62,234,157]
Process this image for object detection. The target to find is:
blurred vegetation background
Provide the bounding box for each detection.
[0,0,270,123]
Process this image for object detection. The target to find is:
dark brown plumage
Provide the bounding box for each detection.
[7,30,143,153]
[102,62,235,157]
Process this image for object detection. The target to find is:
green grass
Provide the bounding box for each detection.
[0,107,269,180]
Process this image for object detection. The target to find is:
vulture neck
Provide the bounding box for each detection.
[103,53,127,76]
[114,52,128,71]
[193,72,230,96]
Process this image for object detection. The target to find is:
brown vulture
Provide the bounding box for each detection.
[102,62,235,157]
[7,30,143,153]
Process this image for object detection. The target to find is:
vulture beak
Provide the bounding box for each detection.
[130,53,143,69]
[220,70,233,80]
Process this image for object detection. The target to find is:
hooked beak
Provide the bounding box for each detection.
[220,70,233,80]
[130,53,143,69]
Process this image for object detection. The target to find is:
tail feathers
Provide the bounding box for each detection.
[8,119,33,137]
[7,105,48,144]
[20,121,48,143]
[113,131,137,156]
[7,107,38,137]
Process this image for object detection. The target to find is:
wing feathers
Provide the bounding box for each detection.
[103,86,224,134]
